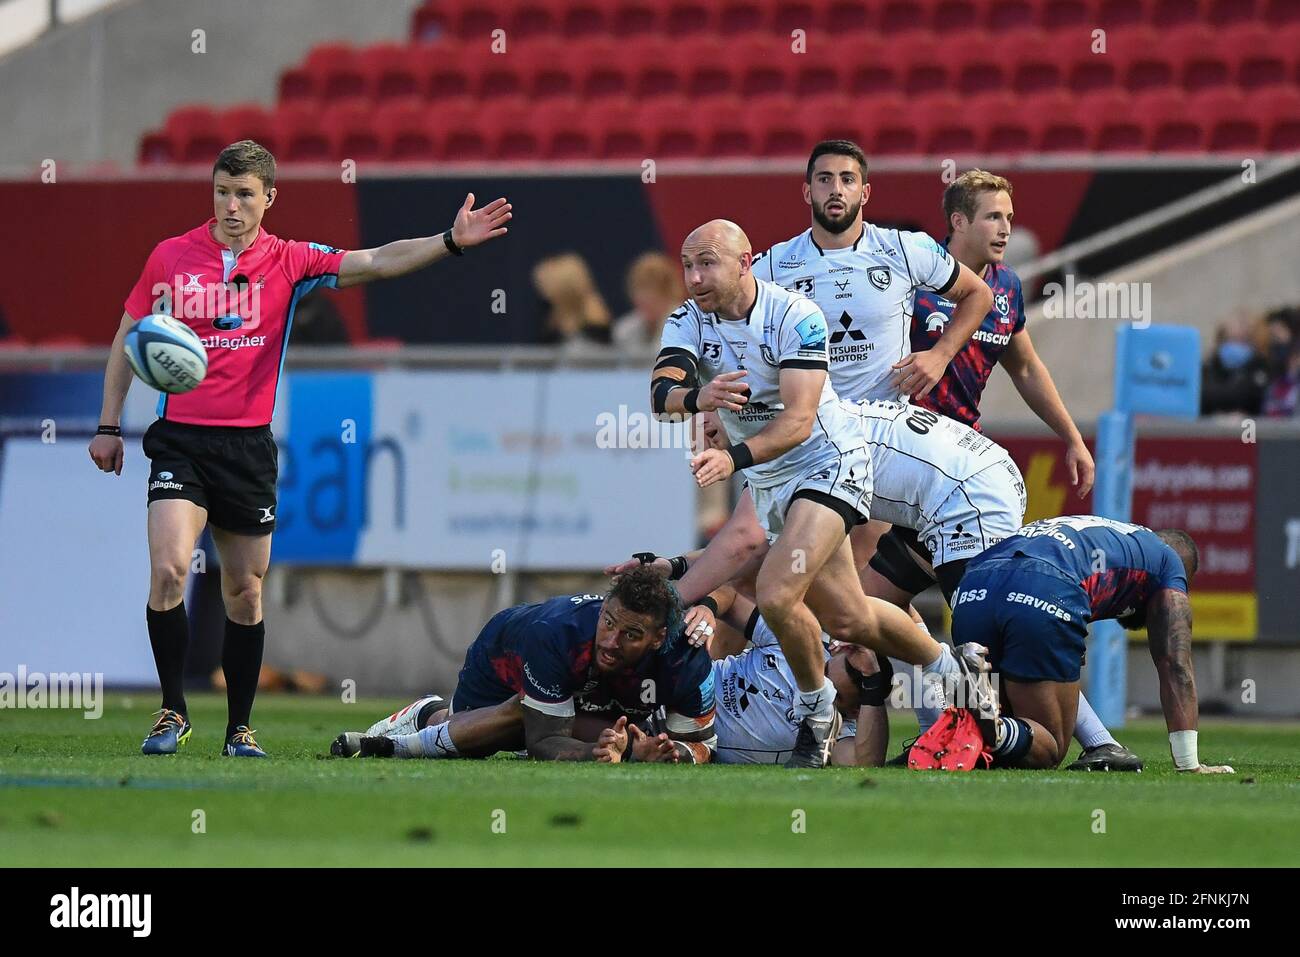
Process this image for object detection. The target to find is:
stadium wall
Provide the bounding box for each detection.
[0,0,420,168]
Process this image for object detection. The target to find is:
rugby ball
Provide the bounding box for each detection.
[123,315,208,394]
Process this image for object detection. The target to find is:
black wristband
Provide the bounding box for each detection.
[443,228,465,256]
[726,442,754,471]
[667,555,689,580]
[682,389,700,414]
[96,425,122,436]
[697,595,719,616]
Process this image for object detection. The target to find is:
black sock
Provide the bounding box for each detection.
[222,618,265,739]
[146,603,189,716]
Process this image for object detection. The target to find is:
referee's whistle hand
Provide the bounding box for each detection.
[88,435,124,475]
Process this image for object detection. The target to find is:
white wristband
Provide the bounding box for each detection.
[1169,729,1199,770]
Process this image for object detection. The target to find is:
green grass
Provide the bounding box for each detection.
[2,693,1297,867]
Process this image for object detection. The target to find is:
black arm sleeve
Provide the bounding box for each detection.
[651,348,700,414]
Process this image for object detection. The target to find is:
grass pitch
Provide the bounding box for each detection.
[2,693,1297,867]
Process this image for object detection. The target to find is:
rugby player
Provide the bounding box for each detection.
[669,140,992,602]
[331,567,718,763]
[879,169,1135,771]
[88,140,512,757]
[951,516,1234,773]
[650,219,974,768]
[594,585,886,765]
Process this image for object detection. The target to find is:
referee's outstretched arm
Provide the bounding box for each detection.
[335,193,511,287]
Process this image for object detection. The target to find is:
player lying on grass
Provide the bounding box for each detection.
[651,219,980,767]
[337,583,890,767]
[331,566,717,763]
[950,516,1234,773]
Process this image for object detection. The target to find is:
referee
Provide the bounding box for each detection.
[88,140,511,756]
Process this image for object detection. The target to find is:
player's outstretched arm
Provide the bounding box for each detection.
[999,329,1095,497]
[88,311,137,476]
[522,703,601,761]
[336,193,511,288]
[1146,588,1234,773]
[891,262,993,399]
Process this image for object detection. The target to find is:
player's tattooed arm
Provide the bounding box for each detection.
[1145,588,1198,733]
[522,704,599,761]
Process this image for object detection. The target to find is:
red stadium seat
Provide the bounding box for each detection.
[1122,47,1176,93]
[750,96,816,156]
[803,93,870,146]
[1232,24,1296,89]
[1023,90,1091,151]
[411,4,443,42]
[477,49,526,100]
[517,38,579,99]
[974,91,1036,153]
[219,104,281,155]
[425,45,478,100]
[1041,0,1094,30]
[717,0,770,35]
[138,129,175,165]
[954,40,1012,94]
[357,43,424,102]
[611,0,661,35]
[374,99,437,161]
[1140,90,1205,152]
[664,0,718,35]
[430,99,491,160]
[1197,89,1262,151]
[932,0,980,30]
[278,64,317,104]
[825,0,873,32]
[683,36,738,97]
[324,103,382,161]
[736,36,795,98]
[278,104,332,161]
[589,98,650,158]
[640,98,702,157]
[983,0,1037,32]
[1096,0,1150,27]
[770,0,816,35]
[1082,90,1148,151]
[794,39,845,96]
[166,106,225,163]
[484,98,543,159]
[533,99,595,159]
[631,38,690,99]
[302,43,365,102]
[902,35,963,95]
[1207,0,1257,24]
[879,0,929,34]
[1151,0,1204,27]
[864,96,924,154]
[1264,0,1300,22]
[916,93,977,154]
[1067,46,1119,92]
[1173,28,1231,92]
[561,1,610,37]
[509,1,559,38]
[577,38,632,99]
[438,0,501,39]
[844,35,903,94]
[1259,88,1300,149]
[703,96,759,156]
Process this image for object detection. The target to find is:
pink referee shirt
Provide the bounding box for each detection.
[123,219,347,427]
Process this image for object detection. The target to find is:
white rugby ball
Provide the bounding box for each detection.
[123,315,209,394]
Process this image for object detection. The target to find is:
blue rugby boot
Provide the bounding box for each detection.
[221,725,267,757]
[141,708,192,755]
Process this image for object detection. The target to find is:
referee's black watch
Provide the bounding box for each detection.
[443,229,465,256]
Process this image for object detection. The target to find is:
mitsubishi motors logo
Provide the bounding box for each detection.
[830,311,866,344]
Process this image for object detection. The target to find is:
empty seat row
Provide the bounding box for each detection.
[278,24,1300,106]
[139,88,1300,164]
[412,0,1300,41]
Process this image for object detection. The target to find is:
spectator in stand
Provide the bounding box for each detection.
[612,252,688,357]
[1201,313,1270,416]
[288,290,350,345]
[533,252,612,359]
[1263,308,1300,417]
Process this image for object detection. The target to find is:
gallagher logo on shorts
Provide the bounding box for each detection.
[149,472,183,492]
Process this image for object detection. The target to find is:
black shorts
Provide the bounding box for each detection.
[143,419,279,534]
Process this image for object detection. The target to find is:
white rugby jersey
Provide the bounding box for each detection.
[856,399,1020,532]
[712,616,854,765]
[659,277,864,489]
[754,224,960,402]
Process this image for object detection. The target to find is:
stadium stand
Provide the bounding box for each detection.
[135,0,1300,163]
